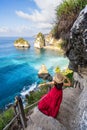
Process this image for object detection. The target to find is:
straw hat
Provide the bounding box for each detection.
[53,73,64,84]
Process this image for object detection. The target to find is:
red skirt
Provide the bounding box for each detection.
[38,86,62,118]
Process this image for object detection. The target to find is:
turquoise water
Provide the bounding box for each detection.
[0,37,69,109]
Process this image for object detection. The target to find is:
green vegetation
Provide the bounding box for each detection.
[57,0,87,17]
[36,32,45,42]
[0,108,14,130]
[25,85,48,106]
[37,32,44,39]
[14,38,28,44]
[52,0,87,40]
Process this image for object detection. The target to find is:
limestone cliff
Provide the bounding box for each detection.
[45,33,63,48]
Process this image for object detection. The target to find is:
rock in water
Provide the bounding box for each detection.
[34,32,45,49]
[14,38,30,49]
[38,64,52,81]
[66,5,87,72]
[38,64,48,74]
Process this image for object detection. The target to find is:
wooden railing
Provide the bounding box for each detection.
[3,96,29,130]
[3,86,50,130]
[3,96,39,130]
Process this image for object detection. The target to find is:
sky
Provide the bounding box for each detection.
[0,0,62,37]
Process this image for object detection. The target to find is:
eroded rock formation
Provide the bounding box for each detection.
[38,64,52,81]
[14,38,30,48]
[34,32,45,49]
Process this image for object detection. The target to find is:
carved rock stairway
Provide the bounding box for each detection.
[25,87,81,130]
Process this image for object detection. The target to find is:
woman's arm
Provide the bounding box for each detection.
[38,81,54,88]
[63,76,71,87]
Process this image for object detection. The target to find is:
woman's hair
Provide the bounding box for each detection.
[54,82,63,90]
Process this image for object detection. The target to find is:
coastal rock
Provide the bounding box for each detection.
[38,64,52,81]
[38,64,48,74]
[34,32,45,49]
[45,33,63,47]
[66,5,87,72]
[14,38,30,48]
[65,6,87,130]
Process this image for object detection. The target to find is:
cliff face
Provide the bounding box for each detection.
[66,6,87,130]
[45,33,64,48]
[26,6,87,130]
[66,5,87,73]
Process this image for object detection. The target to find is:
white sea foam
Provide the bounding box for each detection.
[32,57,69,72]
[20,82,37,97]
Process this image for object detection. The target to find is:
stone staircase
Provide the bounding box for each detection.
[57,87,81,130]
[25,87,82,130]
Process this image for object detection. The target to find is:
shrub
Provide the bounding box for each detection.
[52,0,87,39]
[26,85,48,106]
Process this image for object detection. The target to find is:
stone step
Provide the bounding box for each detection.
[25,87,81,130]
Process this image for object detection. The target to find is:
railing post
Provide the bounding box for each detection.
[16,96,27,129]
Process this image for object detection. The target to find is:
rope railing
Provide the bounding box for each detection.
[25,100,39,110]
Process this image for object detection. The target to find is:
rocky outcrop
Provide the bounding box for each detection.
[66,5,87,130]
[38,64,52,81]
[66,5,87,72]
[34,32,45,49]
[45,33,63,47]
[14,38,30,48]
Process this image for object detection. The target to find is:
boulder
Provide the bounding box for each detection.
[14,38,30,48]
[38,64,48,74]
[34,32,45,49]
[38,64,52,81]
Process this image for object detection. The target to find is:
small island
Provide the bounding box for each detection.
[14,38,30,48]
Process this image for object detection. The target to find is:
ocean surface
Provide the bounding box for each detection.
[0,37,69,109]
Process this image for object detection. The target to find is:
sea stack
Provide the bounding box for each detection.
[14,38,30,49]
[34,32,45,49]
[38,64,52,81]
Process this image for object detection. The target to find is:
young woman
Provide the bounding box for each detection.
[38,72,71,118]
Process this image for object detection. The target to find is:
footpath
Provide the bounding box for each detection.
[25,87,81,130]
